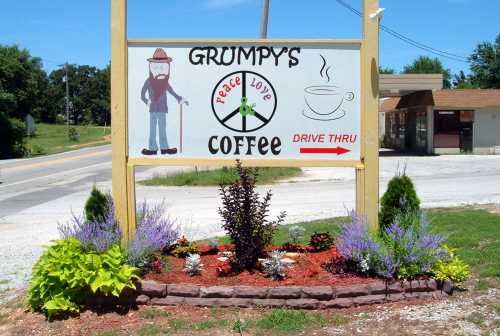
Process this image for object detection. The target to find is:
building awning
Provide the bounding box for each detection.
[379,74,443,97]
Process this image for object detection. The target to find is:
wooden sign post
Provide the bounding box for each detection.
[358,0,380,230]
[111,0,380,243]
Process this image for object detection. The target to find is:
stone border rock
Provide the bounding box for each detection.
[111,279,453,310]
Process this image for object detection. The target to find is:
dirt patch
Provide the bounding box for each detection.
[61,136,111,150]
[473,203,500,214]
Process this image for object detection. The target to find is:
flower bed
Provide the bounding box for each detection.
[145,247,380,287]
[26,164,470,319]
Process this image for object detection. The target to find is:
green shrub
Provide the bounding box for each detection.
[28,238,139,319]
[68,126,80,141]
[55,115,66,124]
[218,160,286,271]
[431,245,471,283]
[28,143,46,156]
[397,263,421,280]
[309,232,334,252]
[171,236,199,258]
[379,173,420,232]
[84,186,109,222]
[0,113,26,159]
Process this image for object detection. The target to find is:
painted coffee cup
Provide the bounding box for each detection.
[304,85,354,116]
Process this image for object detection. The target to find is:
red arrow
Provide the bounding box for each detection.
[300,147,351,155]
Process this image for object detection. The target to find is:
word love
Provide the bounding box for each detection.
[292,133,358,143]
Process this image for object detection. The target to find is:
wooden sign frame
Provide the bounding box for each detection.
[111,0,380,243]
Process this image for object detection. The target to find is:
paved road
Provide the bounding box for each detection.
[1,147,500,293]
[0,145,112,219]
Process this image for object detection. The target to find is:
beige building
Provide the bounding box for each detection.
[381,90,500,154]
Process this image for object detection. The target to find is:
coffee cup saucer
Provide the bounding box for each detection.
[302,109,346,121]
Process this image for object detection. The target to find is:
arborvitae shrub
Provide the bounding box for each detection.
[84,186,109,222]
[379,173,420,232]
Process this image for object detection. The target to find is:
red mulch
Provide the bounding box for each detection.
[145,246,380,287]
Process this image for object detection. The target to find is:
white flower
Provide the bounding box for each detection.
[184,253,203,276]
[359,254,370,273]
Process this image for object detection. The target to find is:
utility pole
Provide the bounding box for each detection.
[260,0,269,38]
[65,63,70,129]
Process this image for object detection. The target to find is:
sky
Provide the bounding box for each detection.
[0,0,498,76]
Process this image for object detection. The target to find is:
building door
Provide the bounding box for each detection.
[415,110,427,153]
[434,110,460,150]
[459,111,474,153]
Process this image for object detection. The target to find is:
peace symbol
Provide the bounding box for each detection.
[211,70,277,133]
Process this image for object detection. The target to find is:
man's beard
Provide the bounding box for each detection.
[150,72,169,101]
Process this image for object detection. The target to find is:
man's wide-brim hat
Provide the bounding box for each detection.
[148,48,173,63]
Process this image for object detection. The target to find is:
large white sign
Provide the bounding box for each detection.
[128,41,361,161]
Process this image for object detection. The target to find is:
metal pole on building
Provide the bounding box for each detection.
[260,0,270,38]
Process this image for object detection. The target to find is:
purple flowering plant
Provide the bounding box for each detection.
[384,211,447,278]
[335,210,448,280]
[127,201,180,270]
[58,196,121,253]
[336,211,383,275]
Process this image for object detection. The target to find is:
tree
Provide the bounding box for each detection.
[403,56,452,88]
[379,173,420,232]
[453,70,478,89]
[84,185,109,222]
[45,64,110,125]
[379,67,395,74]
[0,45,48,120]
[0,112,26,159]
[468,34,500,89]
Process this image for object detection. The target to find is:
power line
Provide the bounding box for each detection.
[333,0,470,63]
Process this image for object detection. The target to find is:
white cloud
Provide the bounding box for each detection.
[205,0,253,8]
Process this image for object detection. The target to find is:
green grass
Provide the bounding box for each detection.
[26,123,110,156]
[139,166,302,186]
[475,279,492,291]
[165,310,348,335]
[427,208,500,278]
[252,309,349,333]
[201,216,347,246]
[169,318,230,331]
[134,324,170,336]
[139,307,171,320]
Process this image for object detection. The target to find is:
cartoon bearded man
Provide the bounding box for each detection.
[141,48,188,155]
